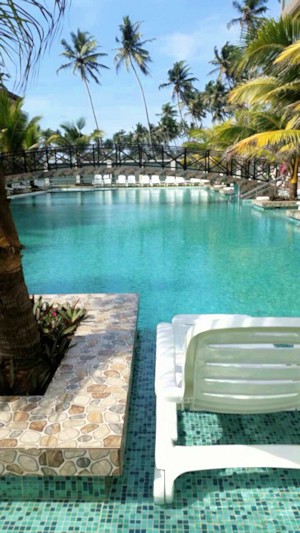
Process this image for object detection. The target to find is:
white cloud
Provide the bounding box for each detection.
[158,17,240,63]
[160,32,201,61]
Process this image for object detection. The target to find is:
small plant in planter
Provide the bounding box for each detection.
[0,297,87,395]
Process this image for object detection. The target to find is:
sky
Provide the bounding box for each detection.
[7,0,281,139]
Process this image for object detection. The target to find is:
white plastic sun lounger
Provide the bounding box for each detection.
[93,174,103,186]
[151,175,161,186]
[154,313,300,504]
[165,176,176,186]
[116,174,127,187]
[139,174,150,186]
[103,174,112,186]
[127,175,136,186]
[175,177,186,186]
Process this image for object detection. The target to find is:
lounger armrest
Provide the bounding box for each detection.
[155,323,183,402]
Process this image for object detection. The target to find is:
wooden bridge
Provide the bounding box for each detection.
[1,143,277,181]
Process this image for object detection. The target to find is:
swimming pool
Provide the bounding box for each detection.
[2,188,300,532]
[12,188,300,324]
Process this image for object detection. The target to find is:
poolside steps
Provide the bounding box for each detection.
[0,294,138,478]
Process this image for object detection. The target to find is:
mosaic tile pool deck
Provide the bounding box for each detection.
[1,330,300,532]
[0,294,138,478]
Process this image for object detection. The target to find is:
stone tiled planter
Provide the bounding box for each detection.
[253,200,298,209]
[288,210,300,222]
[0,294,138,477]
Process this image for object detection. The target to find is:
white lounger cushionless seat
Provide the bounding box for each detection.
[93,174,103,186]
[116,174,127,186]
[165,176,176,186]
[151,175,161,186]
[139,174,150,186]
[190,178,201,185]
[154,313,300,504]
[127,175,136,186]
[103,174,112,186]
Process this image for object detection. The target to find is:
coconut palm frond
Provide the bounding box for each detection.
[229,129,300,156]
[229,77,278,104]
[0,0,69,87]
[275,40,300,65]
[278,142,299,155]
[285,114,300,130]
[243,16,300,70]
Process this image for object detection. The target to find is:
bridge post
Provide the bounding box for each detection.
[205,150,210,173]
[23,151,27,173]
[92,144,95,167]
[33,151,37,172]
[45,148,49,171]
[75,146,81,169]
[115,144,119,167]
[183,148,187,171]
[138,145,143,168]
[69,147,73,169]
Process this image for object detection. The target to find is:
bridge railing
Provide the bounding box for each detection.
[0,143,278,181]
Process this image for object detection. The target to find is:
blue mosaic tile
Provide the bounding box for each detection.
[1,330,300,532]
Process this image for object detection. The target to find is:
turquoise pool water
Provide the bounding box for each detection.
[1,188,300,533]
[12,188,300,323]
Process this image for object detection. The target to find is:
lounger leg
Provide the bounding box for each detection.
[153,467,166,504]
[154,467,176,505]
[164,473,175,504]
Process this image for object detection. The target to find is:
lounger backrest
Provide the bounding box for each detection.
[151,174,160,185]
[165,176,175,184]
[184,317,300,414]
[93,174,102,184]
[139,175,150,184]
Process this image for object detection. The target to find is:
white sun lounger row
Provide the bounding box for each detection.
[93,174,210,187]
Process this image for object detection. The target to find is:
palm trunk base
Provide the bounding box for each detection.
[0,359,49,395]
[290,181,298,200]
[0,266,47,395]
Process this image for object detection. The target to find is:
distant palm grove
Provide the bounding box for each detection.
[1,0,300,196]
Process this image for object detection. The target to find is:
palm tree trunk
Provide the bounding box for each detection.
[0,174,44,394]
[177,94,187,137]
[83,78,100,131]
[290,157,299,200]
[130,58,153,146]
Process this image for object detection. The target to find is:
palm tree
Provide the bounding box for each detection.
[0,1,69,394]
[114,16,154,145]
[213,108,284,151]
[185,92,206,129]
[132,122,149,144]
[227,17,300,198]
[209,42,243,87]
[0,92,41,152]
[47,118,101,148]
[203,80,230,123]
[228,0,269,33]
[159,61,198,135]
[58,29,108,131]
[48,118,102,174]
[156,103,180,144]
